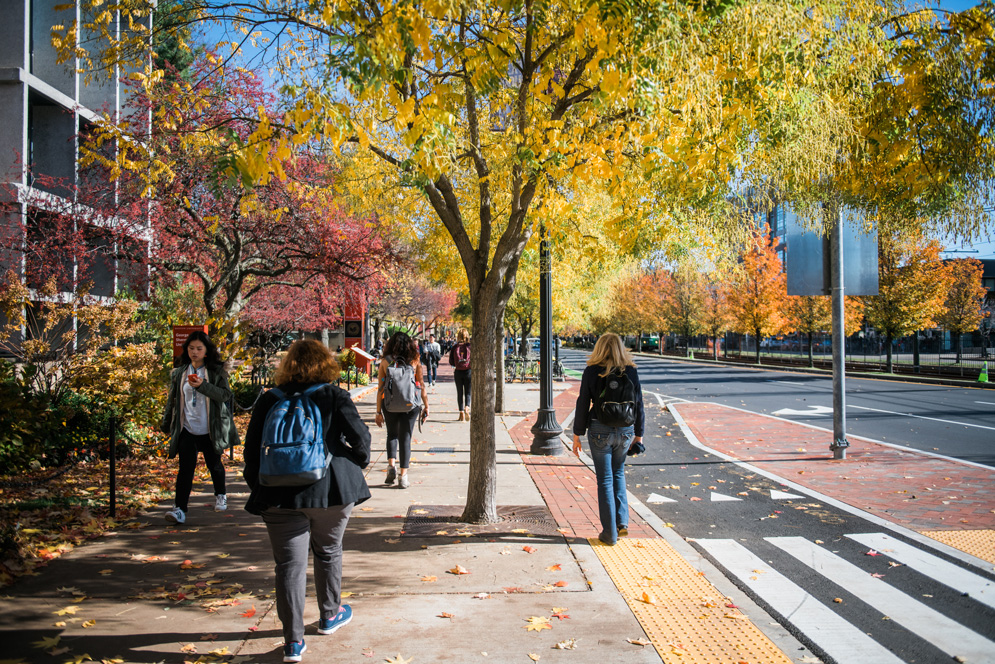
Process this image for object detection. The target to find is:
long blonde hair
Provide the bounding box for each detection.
[456,328,470,344]
[587,333,635,377]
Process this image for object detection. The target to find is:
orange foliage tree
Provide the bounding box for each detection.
[728,224,788,363]
[862,230,950,372]
[702,281,734,360]
[783,296,865,367]
[937,258,988,363]
[660,265,707,355]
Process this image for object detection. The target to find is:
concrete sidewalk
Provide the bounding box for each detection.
[0,367,806,664]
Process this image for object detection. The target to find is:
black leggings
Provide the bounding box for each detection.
[384,408,419,469]
[174,429,226,512]
[454,369,471,410]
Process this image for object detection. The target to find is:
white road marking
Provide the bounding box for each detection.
[846,533,995,611]
[975,401,995,406]
[695,539,904,664]
[769,380,808,386]
[646,493,677,504]
[710,491,742,502]
[849,405,995,431]
[771,405,834,417]
[768,536,995,660]
[770,489,805,500]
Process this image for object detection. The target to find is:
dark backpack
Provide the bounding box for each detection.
[452,343,471,370]
[595,369,637,427]
[384,361,422,412]
[258,384,330,487]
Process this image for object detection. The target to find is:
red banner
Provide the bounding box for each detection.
[172,325,208,359]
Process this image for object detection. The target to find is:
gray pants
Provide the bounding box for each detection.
[261,504,354,643]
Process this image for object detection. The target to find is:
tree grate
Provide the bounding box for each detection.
[401,504,562,538]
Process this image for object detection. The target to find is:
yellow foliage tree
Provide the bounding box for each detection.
[782,296,865,367]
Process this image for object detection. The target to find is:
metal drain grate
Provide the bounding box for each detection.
[426,447,456,454]
[401,505,562,538]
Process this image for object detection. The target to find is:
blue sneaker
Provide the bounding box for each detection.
[283,640,306,663]
[317,604,352,635]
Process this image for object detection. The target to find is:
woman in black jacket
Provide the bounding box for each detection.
[571,333,644,546]
[243,340,371,663]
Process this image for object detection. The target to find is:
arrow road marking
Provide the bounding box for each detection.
[646,493,677,504]
[710,491,742,502]
[770,489,804,500]
[771,405,834,417]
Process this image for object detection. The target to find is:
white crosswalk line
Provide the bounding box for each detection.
[846,533,995,611]
[768,536,995,661]
[695,538,904,664]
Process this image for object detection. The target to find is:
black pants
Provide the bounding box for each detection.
[384,408,419,468]
[174,429,226,512]
[454,368,471,410]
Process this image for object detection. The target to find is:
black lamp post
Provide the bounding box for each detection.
[530,221,564,455]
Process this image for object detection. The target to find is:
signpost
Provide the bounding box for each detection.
[172,325,209,366]
[785,208,879,459]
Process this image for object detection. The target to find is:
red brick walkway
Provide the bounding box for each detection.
[672,402,995,532]
[508,384,657,539]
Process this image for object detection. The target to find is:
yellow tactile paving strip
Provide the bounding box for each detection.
[590,538,792,664]
[920,530,995,565]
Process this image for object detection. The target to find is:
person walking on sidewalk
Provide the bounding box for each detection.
[159,330,238,524]
[571,333,644,545]
[425,333,442,387]
[449,327,472,421]
[242,340,372,663]
[374,331,429,489]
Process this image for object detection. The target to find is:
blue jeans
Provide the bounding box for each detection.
[426,362,438,384]
[586,419,633,543]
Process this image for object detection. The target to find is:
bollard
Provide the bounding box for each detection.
[108,416,117,518]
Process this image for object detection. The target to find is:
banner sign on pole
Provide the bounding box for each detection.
[785,210,879,297]
[172,325,209,361]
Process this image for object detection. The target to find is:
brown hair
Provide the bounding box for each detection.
[587,333,636,377]
[273,339,340,385]
[456,327,470,344]
[384,330,419,364]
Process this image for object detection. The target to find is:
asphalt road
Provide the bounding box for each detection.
[559,348,995,468]
[556,348,995,663]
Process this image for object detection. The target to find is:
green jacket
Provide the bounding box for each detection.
[160,364,239,457]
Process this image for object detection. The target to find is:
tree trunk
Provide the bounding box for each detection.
[886,333,894,373]
[713,333,719,360]
[807,331,814,368]
[754,328,762,364]
[461,297,502,524]
[658,330,664,356]
[956,332,963,365]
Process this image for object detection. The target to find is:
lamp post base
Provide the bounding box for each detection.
[830,437,849,460]
[530,409,564,456]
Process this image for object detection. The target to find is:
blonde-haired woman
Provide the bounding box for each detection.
[448,327,472,420]
[571,333,644,545]
[243,340,371,662]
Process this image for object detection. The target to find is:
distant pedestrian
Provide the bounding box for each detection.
[242,340,371,663]
[159,331,239,524]
[375,331,429,489]
[571,333,644,545]
[425,333,442,386]
[449,327,472,421]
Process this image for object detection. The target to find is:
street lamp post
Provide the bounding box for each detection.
[531,222,564,455]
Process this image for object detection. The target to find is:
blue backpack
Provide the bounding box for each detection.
[258,383,331,487]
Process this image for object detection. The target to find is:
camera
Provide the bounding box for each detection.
[627,441,645,457]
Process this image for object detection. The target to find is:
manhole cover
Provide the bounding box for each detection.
[401,505,562,538]
[426,447,456,454]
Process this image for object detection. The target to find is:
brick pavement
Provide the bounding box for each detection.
[671,402,995,533]
[506,382,657,539]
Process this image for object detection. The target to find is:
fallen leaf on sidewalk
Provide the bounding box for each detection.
[180,644,197,653]
[437,612,454,620]
[871,573,885,578]
[865,550,880,557]
[528,654,540,662]
[524,616,552,632]
[639,592,656,605]
[473,593,491,599]
[53,606,79,616]
[32,635,60,649]
[448,565,470,575]
[551,610,570,620]
[421,575,438,583]
[384,653,412,662]
[98,569,114,575]
[523,546,537,554]
[240,606,256,618]
[216,553,230,559]
[833,598,843,603]
[81,619,96,628]
[208,647,230,656]
[888,561,903,568]
[627,638,651,646]
[503,586,523,593]
[552,581,568,587]
[342,591,355,597]
[546,564,562,571]
[553,639,577,650]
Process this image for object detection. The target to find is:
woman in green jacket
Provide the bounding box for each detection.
[160,331,239,524]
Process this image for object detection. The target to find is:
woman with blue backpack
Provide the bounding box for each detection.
[243,340,371,663]
[571,333,644,546]
[374,331,429,489]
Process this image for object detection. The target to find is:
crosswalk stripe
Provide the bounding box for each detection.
[846,533,995,611]
[695,538,904,664]
[768,536,995,661]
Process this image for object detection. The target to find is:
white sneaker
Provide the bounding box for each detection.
[165,506,186,524]
[215,495,228,512]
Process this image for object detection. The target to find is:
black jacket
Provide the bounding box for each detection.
[573,364,645,437]
[243,382,372,515]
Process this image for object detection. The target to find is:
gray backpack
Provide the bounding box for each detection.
[384,360,422,412]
